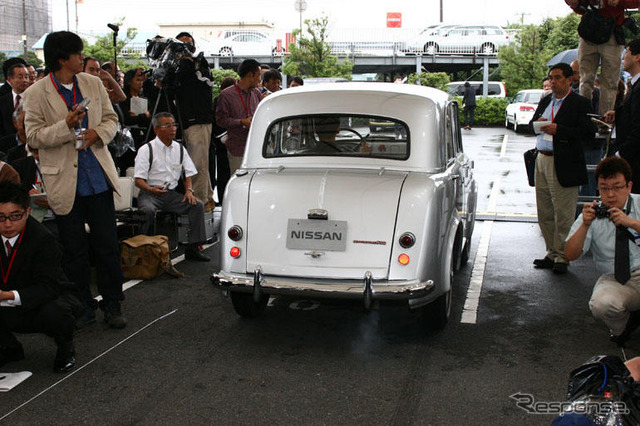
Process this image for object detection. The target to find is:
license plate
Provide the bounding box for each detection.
[286,219,348,251]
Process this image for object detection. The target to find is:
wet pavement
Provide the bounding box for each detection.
[0,127,628,425]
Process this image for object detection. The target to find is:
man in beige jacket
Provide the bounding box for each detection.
[23,31,126,329]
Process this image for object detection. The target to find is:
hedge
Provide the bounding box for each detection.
[455,96,509,126]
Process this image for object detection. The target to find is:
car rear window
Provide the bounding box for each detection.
[263,114,409,160]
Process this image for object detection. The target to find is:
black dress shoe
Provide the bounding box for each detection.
[533,257,554,269]
[612,311,640,347]
[54,341,76,373]
[552,262,568,274]
[0,343,25,368]
[185,248,210,262]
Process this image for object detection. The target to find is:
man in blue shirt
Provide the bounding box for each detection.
[23,31,126,329]
[566,157,640,346]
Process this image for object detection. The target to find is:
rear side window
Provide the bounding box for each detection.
[264,114,409,160]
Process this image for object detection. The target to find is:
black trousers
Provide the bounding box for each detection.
[0,297,75,347]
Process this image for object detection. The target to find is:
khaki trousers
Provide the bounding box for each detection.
[227,153,243,176]
[183,124,214,204]
[590,270,640,335]
[578,34,624,115]
[534,154,578,264]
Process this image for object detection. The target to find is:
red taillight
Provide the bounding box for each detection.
[230,247,241,258]
[398,253,410,265]
[399,232,416,248]
[520,106,535,112]
[227,225,243,241]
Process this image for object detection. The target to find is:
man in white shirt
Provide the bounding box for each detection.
[134,112,210,262]
[566,157,640,346]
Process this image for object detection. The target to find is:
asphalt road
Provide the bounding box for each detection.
[0,127,627,425]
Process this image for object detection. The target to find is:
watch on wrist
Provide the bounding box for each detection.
[186,187,194,193]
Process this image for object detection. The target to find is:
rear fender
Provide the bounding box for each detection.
[219,171,255,273]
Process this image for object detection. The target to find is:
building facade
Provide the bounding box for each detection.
[0,0,51,57]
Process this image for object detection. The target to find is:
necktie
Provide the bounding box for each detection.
[13,94,21,111]
[5,240,12,257]
[615,225,632,284]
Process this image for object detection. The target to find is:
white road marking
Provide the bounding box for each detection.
[460,175,500,324]
[0,309,178,421]
[500,134,509,159]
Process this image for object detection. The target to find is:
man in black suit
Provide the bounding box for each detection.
[0,182,77,373]
[0,57,27,97]
[0,63,30,154]
[605,38,640,192]
[530,62,596,274]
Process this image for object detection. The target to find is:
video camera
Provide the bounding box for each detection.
[145,36,195,82]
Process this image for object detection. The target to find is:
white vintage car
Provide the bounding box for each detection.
[212,82,477,328]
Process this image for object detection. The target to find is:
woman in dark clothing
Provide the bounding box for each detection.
[118,68,151,173]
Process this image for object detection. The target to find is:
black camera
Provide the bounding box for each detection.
[592,202,611,219]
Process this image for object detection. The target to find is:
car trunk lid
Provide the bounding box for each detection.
[246,168,408,279]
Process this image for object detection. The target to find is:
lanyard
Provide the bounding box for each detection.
[234,83,251,117]
[50,73,77,110]
[1,230,24,286]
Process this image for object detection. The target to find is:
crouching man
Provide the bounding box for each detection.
[0,181,77,373]
[566,157,640,346]
[134,112,210,262]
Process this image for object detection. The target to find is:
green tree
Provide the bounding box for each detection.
[543,13,580,53]
[19,51,42,68]
[211,68,239,98]
[0,52,7,82]
[282,16,353,79]
[499,25,553,95]
[407,72,450,91]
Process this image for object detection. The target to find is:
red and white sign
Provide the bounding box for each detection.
[387,12,402,28]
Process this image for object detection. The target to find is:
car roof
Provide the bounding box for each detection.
[244,83,452,171]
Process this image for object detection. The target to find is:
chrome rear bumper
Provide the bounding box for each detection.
[211,267,435,310]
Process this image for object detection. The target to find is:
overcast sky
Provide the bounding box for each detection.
[52,0,573,37]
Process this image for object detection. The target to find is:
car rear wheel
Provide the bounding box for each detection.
[219,47,233,56]
[230,292,268,317]
[424,43,438,55]
[514,118,526,134]
[505,115,513,129]
[424,254,453,328]
[481,43,495,54]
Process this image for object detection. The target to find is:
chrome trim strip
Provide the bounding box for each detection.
[212,271,435,301]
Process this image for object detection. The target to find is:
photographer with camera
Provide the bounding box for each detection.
[566,157,640,346]
[565,0,640,116]
[169,32,215,212]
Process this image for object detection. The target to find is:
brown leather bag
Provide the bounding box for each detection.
[120,235,183,280]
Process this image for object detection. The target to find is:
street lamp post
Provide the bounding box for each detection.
[22,0,27,58]
[294,0,307,37]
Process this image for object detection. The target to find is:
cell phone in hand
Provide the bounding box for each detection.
[76,98,91,112]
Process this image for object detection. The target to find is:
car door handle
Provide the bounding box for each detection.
[451,174,460,180]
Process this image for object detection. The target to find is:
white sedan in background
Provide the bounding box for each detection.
[505,89,546,133]
[207,32,282,57]
[212,83,477,329]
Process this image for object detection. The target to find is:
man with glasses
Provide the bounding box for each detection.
[530,62,596,274]
[0,182,78,373]
[605,38,640,193]
[566,157,640,346]
[134,112,209,261]
[23,31,126,329]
